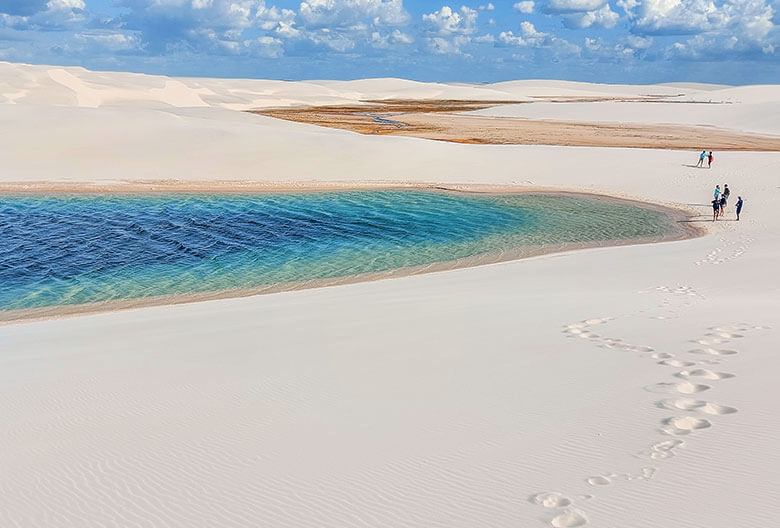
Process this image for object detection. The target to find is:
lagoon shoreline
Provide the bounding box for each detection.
[0,188,702,324]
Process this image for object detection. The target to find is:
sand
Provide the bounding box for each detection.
[1,62,779,528]
[253,100,780,149]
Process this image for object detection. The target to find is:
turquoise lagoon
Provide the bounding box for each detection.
[0,191,685,312]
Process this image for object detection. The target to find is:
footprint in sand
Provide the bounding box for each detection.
[585,475,611,486]
[586,467,655,486]
[624,467,657,481]
[647,285,700,297]
[658,359,696,367]
[700,402,739,415]
[551,509,588,528]
[563,318,615,341]
[530,492,588,527]
[706,331,744,339]
[695,237,752,266]
[661,416,712,436]
[646,381,710,394]
[688,348,738,356]
[531,492,571,508]
[645,438,685,460]
[656,398,738,415]
[694,337,728,345]
[675,369,735,380]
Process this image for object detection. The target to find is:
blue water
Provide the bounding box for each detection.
[0,191,680,311]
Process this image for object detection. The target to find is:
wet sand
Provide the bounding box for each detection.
[252,100,780,150]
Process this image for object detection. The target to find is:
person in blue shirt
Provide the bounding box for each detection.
[714,185,721,200]
[697,150,707,167]
[736,196,744,221]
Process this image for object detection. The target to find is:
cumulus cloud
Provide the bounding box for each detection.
[104,0,297,57]
[541,0,620,31]
[544,0,607,13]
[426,34,471,54]
[625,0,723,34]
[422,5,478,35]
[304,27,356,51]
[255,35,284,57]
[73,30,141,52]
[47,0,85,9]
[370,28,413,47]
[0,0,85,30]
[499,21,581,54]
[625,34,653,48]
[619,0,777,59]
[474,33,495,42]
[299,0,409,27]
[256,3,296,31]
[479,3,495,10]
[563,3,619,28]
[499,21,548,46]
[513,1,535,13]
[421,5,479,54]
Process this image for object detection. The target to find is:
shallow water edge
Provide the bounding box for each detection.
[0,184,704,324]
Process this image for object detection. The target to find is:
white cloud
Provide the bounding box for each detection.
[73,30,140,51]
[3,0,87,28]
[306,27,356,51]
[391,28,413,43]
[255,35,284,57]
[563,3,619,27]
[426,34,471,54]
[422,5,478,35]
[499,21,581,53]
[616,0,639,14]
[255,4,296,31]
[545,0,607,13]
[299,0,409,27]
[46,0,85,9]
[474,33,495,42]
[627,0,722,34]
[499,21,548,46]
[623,0,777,59]
[370,28,413,47]
[479,3,495,10]
[275,21,301,38]
[513,1,535,13]
[625,34,653,48]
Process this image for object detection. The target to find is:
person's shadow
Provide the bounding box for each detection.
[681,164,706,168]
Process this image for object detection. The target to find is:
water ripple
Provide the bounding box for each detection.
[0,191,679,311]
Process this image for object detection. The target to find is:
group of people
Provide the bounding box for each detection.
[712,184,744,221]
[697,150,715,168]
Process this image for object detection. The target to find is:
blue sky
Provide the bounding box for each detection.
[1,0,778,83]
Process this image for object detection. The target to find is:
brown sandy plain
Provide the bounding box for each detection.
[252,99,780,150]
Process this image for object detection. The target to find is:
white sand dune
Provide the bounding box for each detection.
[1,63,779,528]
[470,100,780,136]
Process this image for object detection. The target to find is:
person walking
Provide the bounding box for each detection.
[736,196,744,221]
[714,185,721,200]
[708,151,714,168]
[697,150,707,167]
[723,183,730,204]
[712,198,720,221]
[719,194,727,218]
